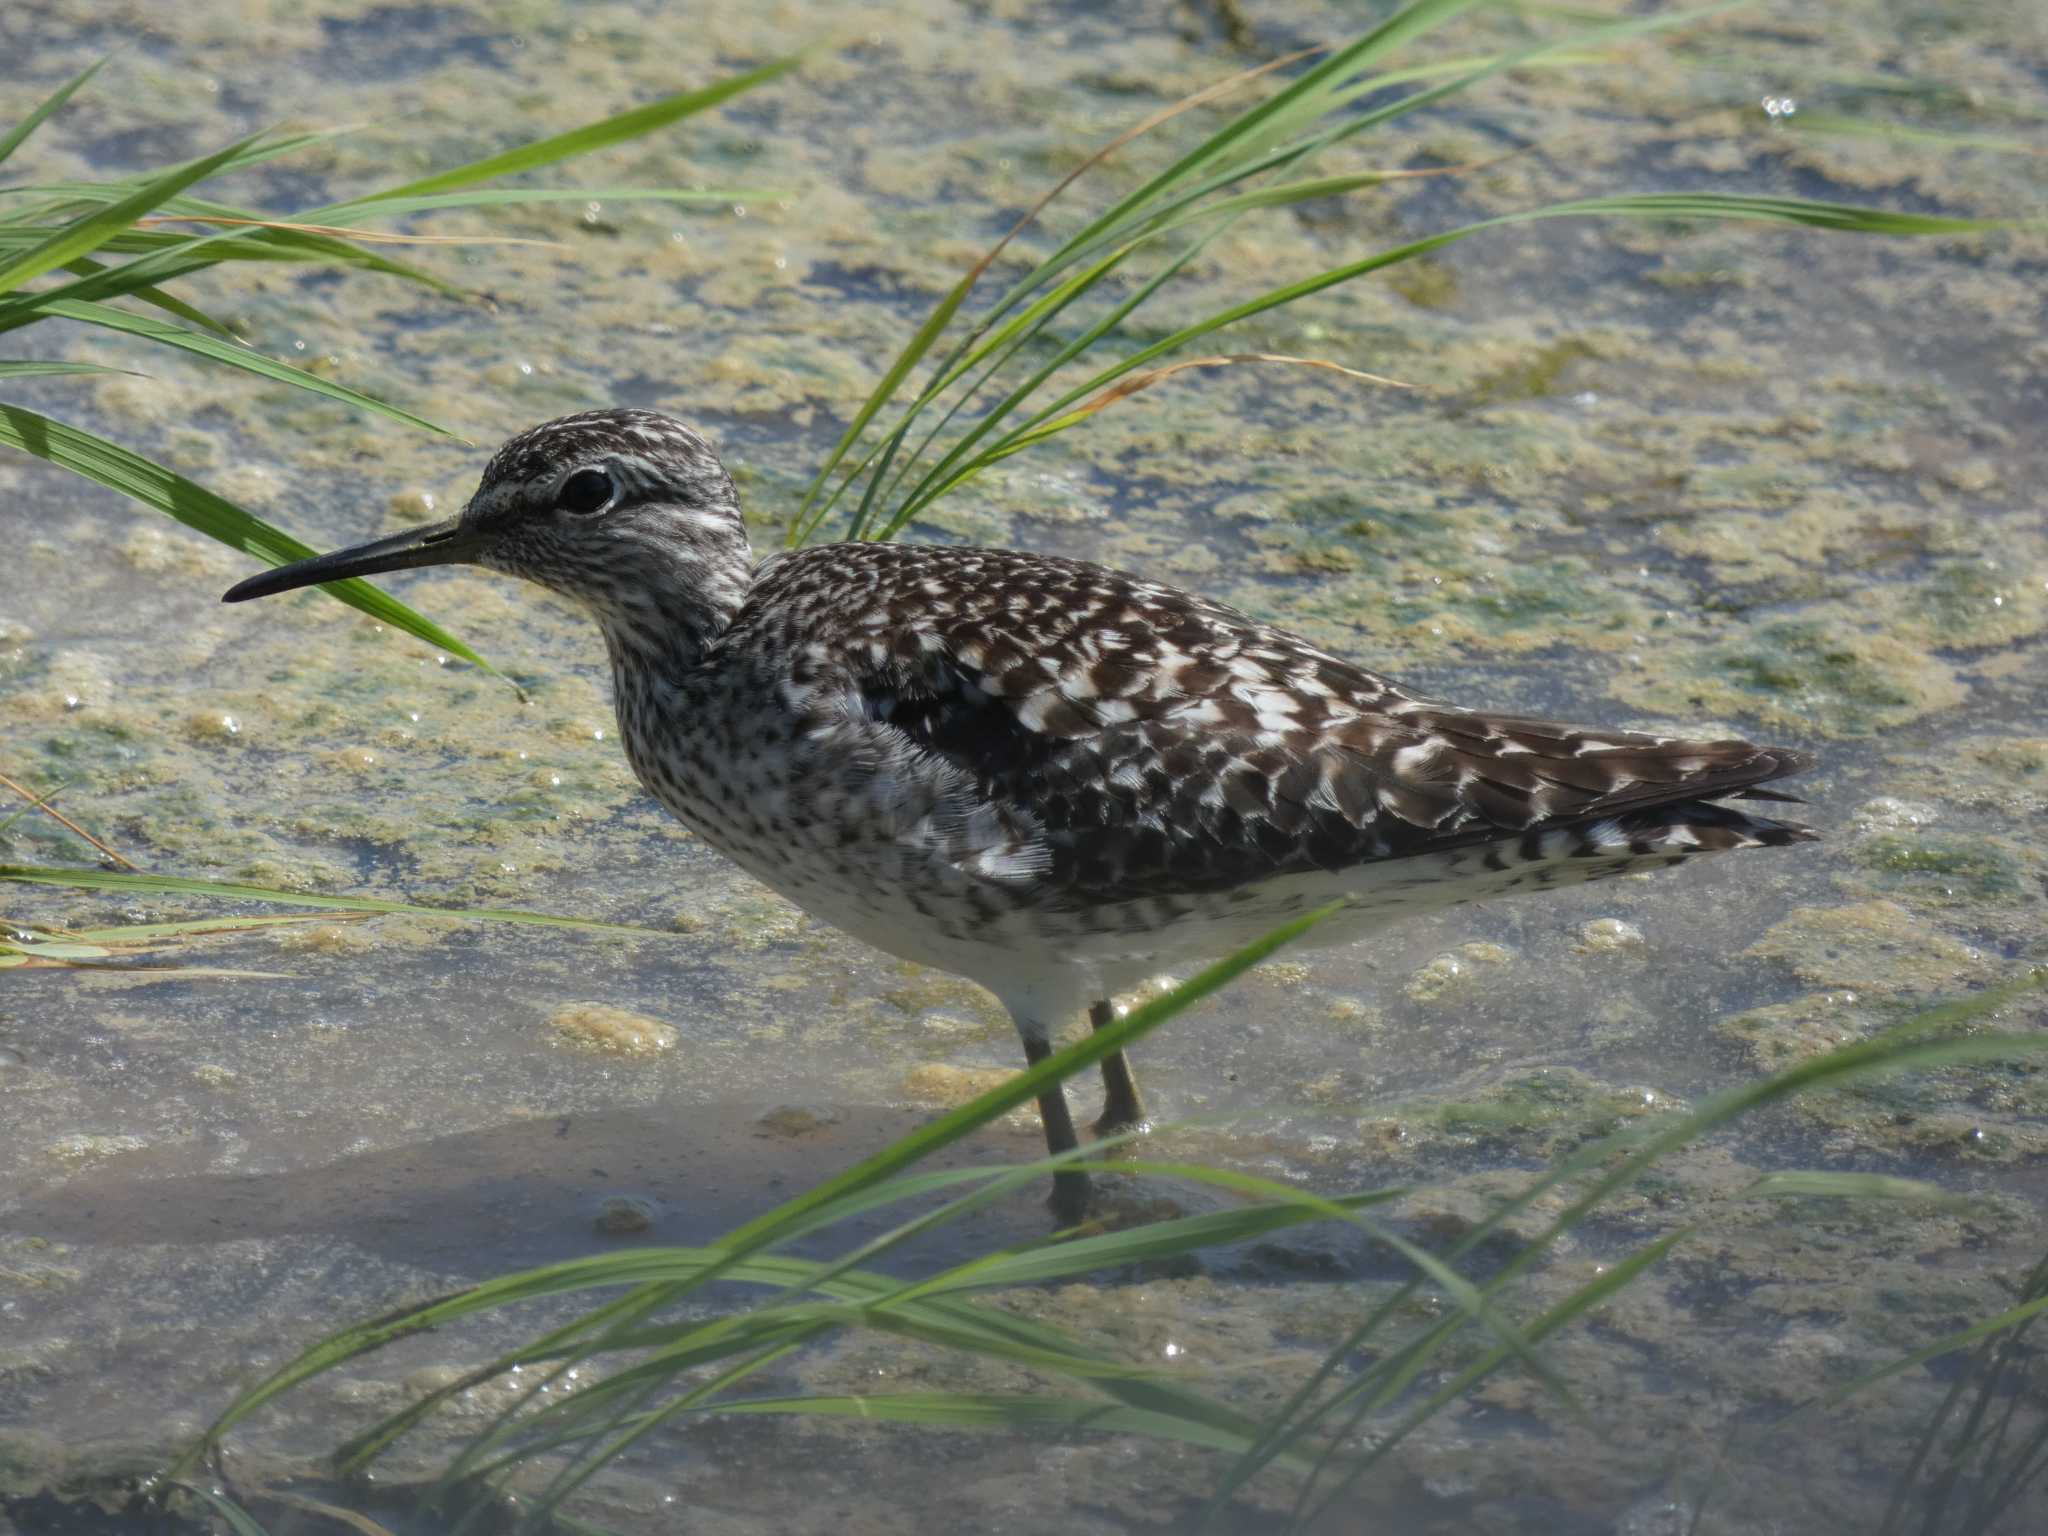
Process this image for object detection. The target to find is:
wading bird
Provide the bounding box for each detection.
[226,409,1814,1220]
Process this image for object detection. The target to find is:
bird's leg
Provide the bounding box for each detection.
[1089,999,1146,1136]
[1022,1035,1090,1224]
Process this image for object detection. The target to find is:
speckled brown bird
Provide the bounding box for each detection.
[224,408,1817,1220]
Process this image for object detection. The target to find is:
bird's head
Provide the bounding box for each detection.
[223,408,754,655]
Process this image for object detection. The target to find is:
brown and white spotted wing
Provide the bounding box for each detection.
[738,542,1814,908]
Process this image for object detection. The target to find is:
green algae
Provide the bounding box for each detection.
[1463,337,1599,407]
[1851,831,2031,906]
[1718,991,1888,1074]
[1744,899,1995,995]
[1614,614,1968,737]
[1422,1068,1676,1157]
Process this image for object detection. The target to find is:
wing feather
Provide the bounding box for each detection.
[745,543,1814,903]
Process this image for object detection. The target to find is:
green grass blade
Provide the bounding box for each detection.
[978,0,1482,321]
[1786,111,2046,156]
[713,902,1346,1257]
[182,908,1346,1484]
[0,863,668,933]
[514,1334,824,1521]
[325,186,775,218]
[59,912,367,942]
[1296,1230,1689,1526]
[452,904,1353,1469]
[849,4,1757,542]
[809,236,1150,544]
[37,297,455,436]
[791,263,976,543]
[0,129,267,294]
[0,223,301,261]
[893,1191,1400,1296]
[163,1482,273,1536]
[866,229,1223,541]
[0,359,138,378]
[197,1247,1074,1474]
[324,58,799,213]
[1212,975,2048,1511]
[0,215,434,296]
[883,192,2013,534]
[1818,1293,2048,1413]
[0,59,103,168]
[1746,1171,1949,1201]
[60,252,238,334]
[0,404,493,667]
[1,128,355,201]
[0,225,448,337]
[805,1,1483,537]
[702,1390,1274,1454]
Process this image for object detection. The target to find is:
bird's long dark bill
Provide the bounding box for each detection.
[221,517,485,603]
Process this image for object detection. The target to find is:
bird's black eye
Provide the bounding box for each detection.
[559,468,614,515]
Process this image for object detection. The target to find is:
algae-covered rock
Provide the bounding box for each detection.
[1848,831,2031,908]
[1614,616,1966,738]
[1717,992,1881,1072]
[1743,900,1992,994]
[1417,1067,1680,1158]
[546,1003,678,1057]
[1406,941,1515,1002]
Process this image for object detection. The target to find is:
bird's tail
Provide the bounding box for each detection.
[1349,797,1815,919]
[1564,797,1818,860]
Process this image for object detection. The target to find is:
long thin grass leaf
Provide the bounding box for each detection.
[0,359,138,378]
[331,186,778,218]
[185,907,1345,1482]
[0,404,493,667]
[325,59,799,213]
[1786,112,2046,157]
[0,60,103,168]
[866,226,1227,541]
[0,224,306,262]
[0,130,266,294]
[165,1482,273,1536]
[513,1331,825,1526]
[879,1183,1403,1299]
[0,225,446,336]
[60,252,238,333]
[707,902,1345,1260]
[1214,974,2048,1510]
[35,297,455,436]
[886,191,2012,534]
[415,905,1352,1471]
[1747,1171,1948,1201]
[671,1390,1274,1454]
[1818,1293,2048,1413]
[59,912,365,942]
[1298,1231,1688,1525]
[793,265,975,542]
[788,44,1323,541]
[0,863,666,933]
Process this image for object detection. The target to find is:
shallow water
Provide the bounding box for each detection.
[2,1,2046,1532]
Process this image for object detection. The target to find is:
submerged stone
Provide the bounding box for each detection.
[546,1003,678,1057]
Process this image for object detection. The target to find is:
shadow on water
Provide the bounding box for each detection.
[9,1103,1420,1285]
[9,1105,1050,1277]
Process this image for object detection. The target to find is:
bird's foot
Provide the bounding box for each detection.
[1047,1167,1093,1227]
[1090,1109,1151,1143]
[1091,1084,1149,1143]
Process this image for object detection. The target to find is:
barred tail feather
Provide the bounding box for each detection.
[1345,797,1817,919]
[1570,799,1818,859]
